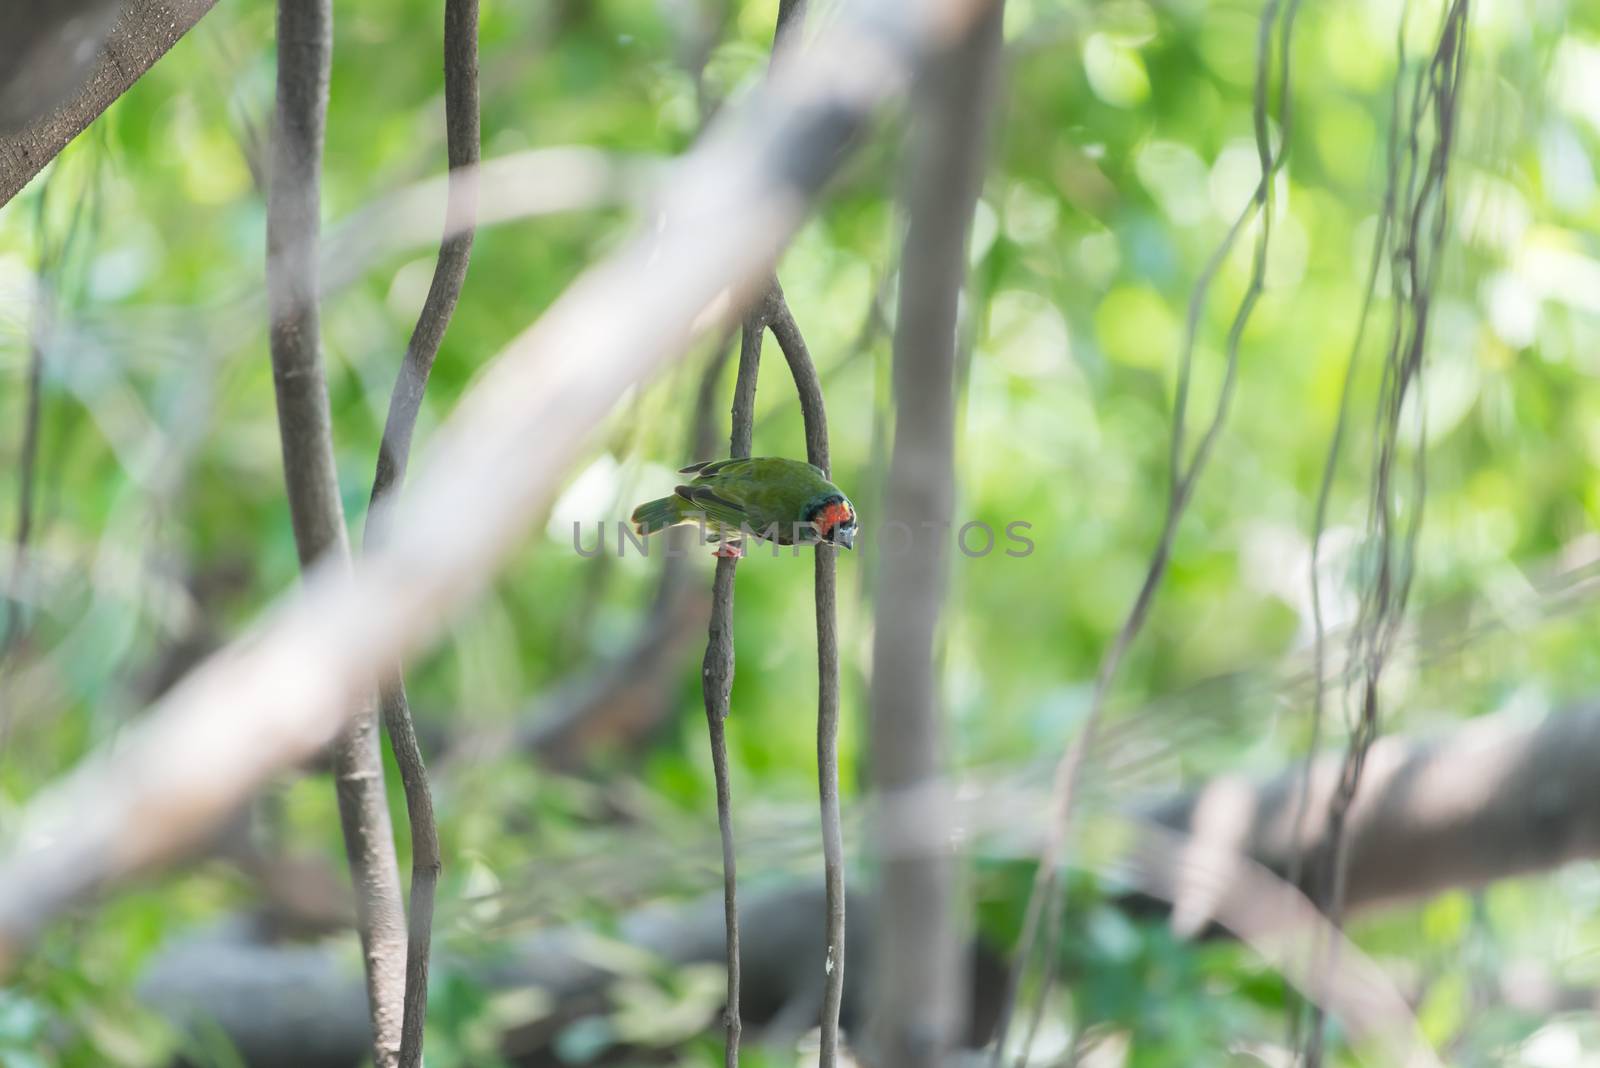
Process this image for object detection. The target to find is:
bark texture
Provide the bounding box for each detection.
[0,0,217,207]
[698,297,767,1068]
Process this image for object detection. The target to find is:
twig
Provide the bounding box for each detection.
[700,303,766,1067]
[871,7,1005,1066]
[359,1,480,1065]
[1288,3,1408,899]
[702,554,742,1066]
[774,0,807,51]
[267,1,406,1063]
[1302,4,1468,1063]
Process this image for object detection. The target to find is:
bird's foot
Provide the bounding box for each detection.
[712,542,745,559]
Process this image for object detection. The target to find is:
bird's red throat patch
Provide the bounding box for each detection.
[813,500,854,537]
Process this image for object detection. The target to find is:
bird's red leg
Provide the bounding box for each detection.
[712,542,744,559]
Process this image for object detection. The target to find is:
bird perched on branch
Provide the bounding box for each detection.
[631,457,858,558]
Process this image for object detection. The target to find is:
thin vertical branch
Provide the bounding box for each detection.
[741,2,847,1056]
[268,2,407,1064]
[361,1,480,1066]
[766,285,844,1065]
[373,677,438,1068]
[703,553,742,1067]
[871,6,1004,1067]
[702,308,764,1068]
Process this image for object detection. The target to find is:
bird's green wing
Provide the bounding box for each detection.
[696,458,830,532]
[673,483,749,530]
[678,458,773,478]
[682,457,825,483]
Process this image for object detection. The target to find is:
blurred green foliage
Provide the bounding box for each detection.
[5,0,1600,1064]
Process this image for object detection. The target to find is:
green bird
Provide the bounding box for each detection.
[630,457,858,558]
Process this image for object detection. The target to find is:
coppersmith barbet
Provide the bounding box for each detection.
[630,457,858,558]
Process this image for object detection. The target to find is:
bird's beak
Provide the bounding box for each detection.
[836,527,855,550]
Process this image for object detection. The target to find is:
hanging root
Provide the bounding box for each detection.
[990,0,1306,1064]
[1299,2,1470,1064]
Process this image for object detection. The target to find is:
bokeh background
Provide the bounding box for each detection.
[5,0,1600,1063]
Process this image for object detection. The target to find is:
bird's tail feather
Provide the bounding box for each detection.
[630,496,684,535]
